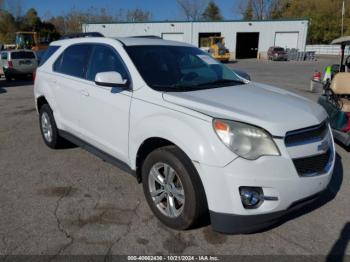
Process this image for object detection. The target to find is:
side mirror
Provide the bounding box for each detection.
[95,71,129,88]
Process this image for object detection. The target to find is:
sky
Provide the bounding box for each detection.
[20,0,242,21]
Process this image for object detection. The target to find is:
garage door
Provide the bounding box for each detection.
[275,32,299,49]
[162,33,184,42]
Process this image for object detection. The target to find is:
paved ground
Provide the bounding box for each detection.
[0,57,349,259]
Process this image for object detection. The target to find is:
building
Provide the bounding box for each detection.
[83,19,309,60]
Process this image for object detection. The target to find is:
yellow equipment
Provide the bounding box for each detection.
[15,32,48,51]
[200,36,231,62]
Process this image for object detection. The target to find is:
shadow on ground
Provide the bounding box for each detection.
[0,78,33,88]
[326,223,350,262]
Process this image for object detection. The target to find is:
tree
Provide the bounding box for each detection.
[0,10,17,43]
[20,8,41,31]
[177,0,207,21]
[126,8,152,22]
[269,0,291,19]
[202,1,223,21]
[6,0,21,19]
[281,0,348,44]
[242,0,254,20]
[240,0,275,20]
[0,0,5,10]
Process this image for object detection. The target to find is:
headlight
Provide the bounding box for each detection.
[213,119,280,160]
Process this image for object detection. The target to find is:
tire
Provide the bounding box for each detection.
[4,73,11,81]
[142,146,207,230]
[39,104,65,149]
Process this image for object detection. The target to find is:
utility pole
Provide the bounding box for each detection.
[342,0,345,37]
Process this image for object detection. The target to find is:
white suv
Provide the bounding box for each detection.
[34,37,335,234]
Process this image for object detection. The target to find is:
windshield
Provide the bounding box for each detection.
[125,45,244,91]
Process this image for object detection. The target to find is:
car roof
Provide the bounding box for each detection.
[50,36,193,48]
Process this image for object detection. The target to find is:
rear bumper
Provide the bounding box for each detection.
[4,68,35,75]
[210,190,326,234]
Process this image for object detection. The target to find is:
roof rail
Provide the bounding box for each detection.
[128,35,162,39]
[59,32,104,40]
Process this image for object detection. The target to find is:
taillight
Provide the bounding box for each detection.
[32,70,36,81]
[7,61,13,68]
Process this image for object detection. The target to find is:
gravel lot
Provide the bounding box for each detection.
[0,57,349,259]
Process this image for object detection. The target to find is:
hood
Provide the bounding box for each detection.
[163,82,327,137]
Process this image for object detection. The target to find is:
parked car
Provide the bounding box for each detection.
[0,49,38,80]
[268,46,288,61]
[34,37,334,234]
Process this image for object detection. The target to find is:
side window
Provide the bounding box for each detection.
[86,45,128,82]
[54,44,92,79]
[39,45,60,67]
[1,52,8,60]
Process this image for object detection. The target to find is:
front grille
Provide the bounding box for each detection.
[285,121,328,147]
[293,149,332,176]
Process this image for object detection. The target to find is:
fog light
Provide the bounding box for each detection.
[239,187,264,209]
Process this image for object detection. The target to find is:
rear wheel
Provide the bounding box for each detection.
[4,73,11,81]
[39,104,66,149]
[142,146,207,230]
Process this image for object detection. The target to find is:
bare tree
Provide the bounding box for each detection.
[7,0,22,18]
[239,0,273,20]
[0,0,5,10]
[177,0,208,21]
[126,8,152,22]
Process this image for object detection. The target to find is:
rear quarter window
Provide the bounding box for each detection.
[11,51,35,59]
[38,46,60,67]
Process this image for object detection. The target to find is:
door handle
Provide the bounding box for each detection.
[80,89,90,97]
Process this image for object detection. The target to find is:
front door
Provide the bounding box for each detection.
[78,44,132,163]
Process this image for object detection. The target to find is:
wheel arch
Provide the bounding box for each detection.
[36,96,49,113]
[135,137,182,182]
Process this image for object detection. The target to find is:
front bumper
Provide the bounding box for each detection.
[195,134,335,234]
[210,190,326,234]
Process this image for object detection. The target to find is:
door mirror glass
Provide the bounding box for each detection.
[95,71,129,88]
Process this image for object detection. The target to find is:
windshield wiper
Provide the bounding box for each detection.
[151,79,245,92]
[196,79,245,87]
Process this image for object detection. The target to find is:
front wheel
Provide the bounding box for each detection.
[142,146,207,230]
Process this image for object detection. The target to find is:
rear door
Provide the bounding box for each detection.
[11,51,37,73]
[51,44,93,135]
[77,44,132,162]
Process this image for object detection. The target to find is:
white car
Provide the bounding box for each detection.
[34,37,335,234]
[1,49,37,80]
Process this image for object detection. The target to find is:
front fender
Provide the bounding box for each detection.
[129,97,236,170]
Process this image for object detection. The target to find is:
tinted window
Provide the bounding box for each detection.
[54,44,92,79]
[1,52,7,60]
[11,51,35,59]
[86,45,128,81]
[274,48,285,52]
[125,45,243,91]
[38,46,60,66]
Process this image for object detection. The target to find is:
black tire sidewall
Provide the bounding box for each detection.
[39,104,60,149]
[142,147,205,230]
